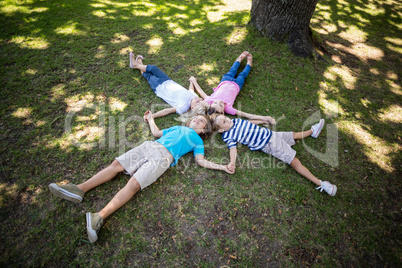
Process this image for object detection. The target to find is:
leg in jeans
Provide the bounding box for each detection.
[142,65,171,92]
[220,61,241,83]
[234,64,251,90]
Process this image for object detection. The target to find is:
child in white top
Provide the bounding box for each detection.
[129,52,208,118]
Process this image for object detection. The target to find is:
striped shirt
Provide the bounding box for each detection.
[222,118,272,151]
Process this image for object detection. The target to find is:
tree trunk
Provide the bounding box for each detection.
[250,0,319,58]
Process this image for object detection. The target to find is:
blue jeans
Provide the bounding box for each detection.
[142,65,171,92]
[220,61,251,90]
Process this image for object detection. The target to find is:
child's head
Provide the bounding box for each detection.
[209,113,233,133]
[186,114,212,139]
[190,97,207,110]
[208,100,225,115]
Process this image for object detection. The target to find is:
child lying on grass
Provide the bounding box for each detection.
[49,112,233,243]
[210,114,337,196]
[190,51,275,125]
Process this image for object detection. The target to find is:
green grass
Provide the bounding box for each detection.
[1,0,401,267]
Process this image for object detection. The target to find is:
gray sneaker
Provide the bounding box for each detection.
[48,183,85,203]
[311,119,325,138]
[86,212,104,243]
[316,180,337,196]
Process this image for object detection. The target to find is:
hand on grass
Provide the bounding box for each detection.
[143,110,152,122]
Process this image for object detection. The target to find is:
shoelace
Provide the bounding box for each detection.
[316,182,327,192]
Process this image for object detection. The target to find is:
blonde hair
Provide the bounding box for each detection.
[175,102,210,123]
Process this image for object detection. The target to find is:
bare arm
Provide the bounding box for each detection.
[143,110,163,138]
[152,107,177,119]
[188,80,195,93]
[228,147,237,172]
[195,154,234,174]
[235,110,276,125]
[189,76,208,99]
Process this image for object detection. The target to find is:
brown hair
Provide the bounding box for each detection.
[209,113,223,132]
[185,114,213,139]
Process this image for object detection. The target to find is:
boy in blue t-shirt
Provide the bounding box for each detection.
[211,114,337,196]
[49,111,233,243]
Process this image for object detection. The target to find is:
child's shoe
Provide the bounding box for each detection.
[311,119,325,138]
[316,180,337,196]
[48,183,84,203]
[86,212,104,243]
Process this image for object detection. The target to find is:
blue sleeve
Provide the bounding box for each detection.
[162,126,177,136]
[193,135,204,157]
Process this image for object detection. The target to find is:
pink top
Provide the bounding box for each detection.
[204,81,239,115]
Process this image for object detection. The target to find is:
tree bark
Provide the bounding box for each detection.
[250,0,319,58]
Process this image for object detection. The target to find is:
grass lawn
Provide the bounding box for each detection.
[0,0,401,266]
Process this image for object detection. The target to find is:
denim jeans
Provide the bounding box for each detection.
[220,61,251,90]
[142,65,171,92]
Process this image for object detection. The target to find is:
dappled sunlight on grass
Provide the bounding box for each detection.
[50,84,66,101]
[341,121,399,173]
[378,104,402,124]
[324,65,357,89]
[92,10,107,18]
[0,183,18,207]
[146,35,164,54]
[0,4,47,15]
[225,27,248,45]
[312,0,401,176]
[64,93,96,113]
[1,0,401,266]
[12,107,32,118]
[55,22,87,36]
[205,0,250,23]
[317,87,345,116]
[111,33,130,44]
[109,97,127,112]
[10,35,49,49]
[25,68,37,75]
[167,22,187,35]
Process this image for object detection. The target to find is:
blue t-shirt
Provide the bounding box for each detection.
[222,118,272,151]
[156,126,204,166]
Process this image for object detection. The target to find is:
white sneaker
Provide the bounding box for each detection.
[316,180,337,196]
[311,119,325,138]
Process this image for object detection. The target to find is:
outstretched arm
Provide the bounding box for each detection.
[228,147,237,172]
[235,110,276,125]
[143,110,163,137]
[189,76,208,99]
[195,155,234,174]
[152,107,177,119]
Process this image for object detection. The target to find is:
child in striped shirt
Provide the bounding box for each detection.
[211,114,337,196]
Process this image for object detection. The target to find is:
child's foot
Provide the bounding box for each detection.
[316,180,337,196]
[136,55,144,74]
[236,51,249,62]
[246,53,253,67]
[48,183,85,203]
[136,54,144,64]
[129,52,135,68]
[86,212,104,243]
[311,119,325,138]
